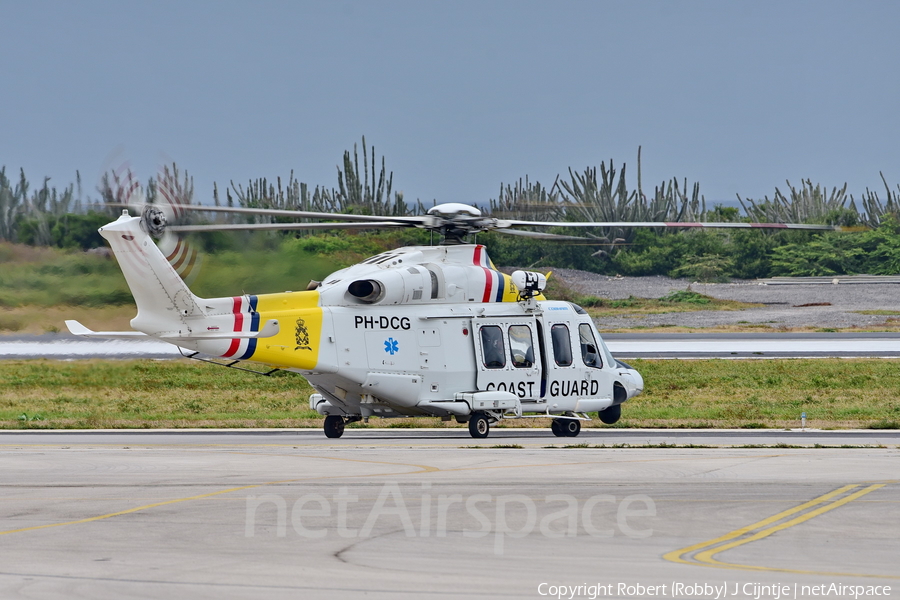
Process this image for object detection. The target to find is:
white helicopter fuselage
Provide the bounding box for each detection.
[305,299,642,420]
[68,211,644,437]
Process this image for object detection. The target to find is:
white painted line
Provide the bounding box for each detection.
[0,339,182,357]
[605,339,900,354]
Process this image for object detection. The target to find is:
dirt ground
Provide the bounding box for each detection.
[551,270,900,330]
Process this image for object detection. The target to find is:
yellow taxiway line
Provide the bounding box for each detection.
[664,482,898,579]
[0,454,440,538]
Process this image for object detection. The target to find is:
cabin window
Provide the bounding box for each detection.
[508,325,534,368]
[550,324,573,366]
[579,323,603,368]
[480,326,506,369]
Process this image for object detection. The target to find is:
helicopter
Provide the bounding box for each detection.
[66,200,840,438]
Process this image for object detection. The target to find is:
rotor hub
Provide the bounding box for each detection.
[142,205,168,237]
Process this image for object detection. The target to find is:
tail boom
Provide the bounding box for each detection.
[100,212,203,335]
[99,210,329,372]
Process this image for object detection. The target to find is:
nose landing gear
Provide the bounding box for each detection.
[468,413,490,438]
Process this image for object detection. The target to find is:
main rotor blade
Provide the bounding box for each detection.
[100,202,430,225]
[498,219,844,231]
[168,204,429,224]
[168,221,410,233]
[495,229,596,241]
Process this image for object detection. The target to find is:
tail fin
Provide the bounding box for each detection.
[100,210,204,335]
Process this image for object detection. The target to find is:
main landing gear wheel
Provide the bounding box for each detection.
[551,419,565,437]
[564,419,581,437]
[324,415,345,438]
[552,418,581,437]
[468,413,490,439]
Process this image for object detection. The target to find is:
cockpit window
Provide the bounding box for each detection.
[569,303,588,315]
[578,323,603,368]
[480,325,505,369]
[598,337,616,368]
[508,324,534,368]
[550,324,573,366]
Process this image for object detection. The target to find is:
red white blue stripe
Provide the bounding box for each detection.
[473,245,505,302]
[222,295,260,359]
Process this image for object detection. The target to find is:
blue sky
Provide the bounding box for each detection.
[3,1,899,209]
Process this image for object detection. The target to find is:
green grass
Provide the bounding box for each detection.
[0,237,347,309]
[542,442,716,448]
[869,419,900,429]
[659,289,711,304]
[622,358,900,429]
[465,444,524,449]
[0,246,134,308]
[0,359,318,429]
[0,235,371,333]
[2,358,900,429]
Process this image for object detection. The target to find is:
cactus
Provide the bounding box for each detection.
[855,171,900,228]
[229,137,421,224]
[0,167,20,241]
[336,136,417,216]
[550,148,704,249]
[738,180,853,225]
[489,176,563,221]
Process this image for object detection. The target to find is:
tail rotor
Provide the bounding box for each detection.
[100,158,203,284]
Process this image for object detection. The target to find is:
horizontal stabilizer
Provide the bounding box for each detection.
[65,320,148,338]
[160,319,280,341]
[67,319,280,341]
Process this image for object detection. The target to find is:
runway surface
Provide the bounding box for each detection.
[1,430,897,599]
[603,332,900,358]
[5,332,900,359]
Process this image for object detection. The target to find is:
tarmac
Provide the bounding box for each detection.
[1,430,897,599]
